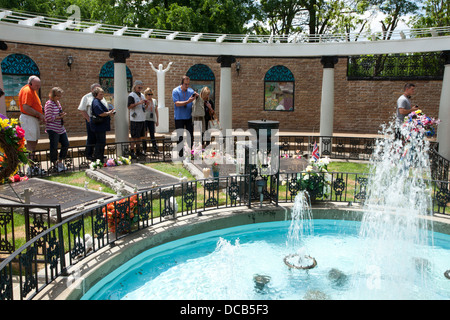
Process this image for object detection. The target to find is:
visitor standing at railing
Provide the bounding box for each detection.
[395,83,420,139]
[44,87,69,172]
[91,87,115,163]
[78,83,109,161]
[396,83,420,125]
[172,75,196,158]
[200,86,215,147]
[128,80,147,159]
[143,87,160,154]
[18,76,46,174]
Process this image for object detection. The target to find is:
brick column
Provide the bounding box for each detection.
[438,51,450,160]
[217,55,236,130]
[109,49,130,152]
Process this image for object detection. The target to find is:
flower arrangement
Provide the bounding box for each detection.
[9,174,28,183]
[103,195,139,233]
[0,118,28,183]
[403,109,440,138]
[298,157,331,200]
[89,156,131,170]
[280,150,302,159]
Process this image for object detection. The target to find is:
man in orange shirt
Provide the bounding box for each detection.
[19,75,45,161]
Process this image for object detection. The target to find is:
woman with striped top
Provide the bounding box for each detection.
[44,87,69,172]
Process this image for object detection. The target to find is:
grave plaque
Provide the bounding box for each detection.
[100,163,180,190]
[194,162,237,177]
[0,178,112,212]
[279,158,308,173]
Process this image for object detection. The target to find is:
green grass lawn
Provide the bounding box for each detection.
[327,161,370,174]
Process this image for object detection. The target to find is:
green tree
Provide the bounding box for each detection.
[257,0,369,39]
[0,0,259,34]
[371,0,419,40]
[412,0,450,30]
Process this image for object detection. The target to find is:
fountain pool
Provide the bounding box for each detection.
[82,218,450,300]
[81,118,449,300]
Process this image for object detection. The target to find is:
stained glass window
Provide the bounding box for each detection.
[186,64,215,100]
[99,60,133,94]
[264,65,294,111]
[1,53,40,112]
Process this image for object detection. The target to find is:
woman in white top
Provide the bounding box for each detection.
[127,80,147,158]
[143,88,159,154]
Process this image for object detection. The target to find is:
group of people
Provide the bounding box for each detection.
[3,73,417,172]
[10,76,161,173]
[125,80,160,158]
[172,75,215,156]
[77,80,161,162]
[16,76,68,174]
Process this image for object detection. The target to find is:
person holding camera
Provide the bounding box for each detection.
[172,75,196,157]
[128,80,147,158]
[397,83,419,125]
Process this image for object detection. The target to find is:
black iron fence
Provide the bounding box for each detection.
[1,168,449,300]
[347,52,445,80]
[17,135,449,183]
[20,137,173,177]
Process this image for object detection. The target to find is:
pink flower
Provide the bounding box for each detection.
[106,159,116,167]
[15,126,25,139]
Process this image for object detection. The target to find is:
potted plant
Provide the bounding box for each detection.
[298,157,331,202]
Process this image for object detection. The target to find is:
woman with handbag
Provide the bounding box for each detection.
[90,87,115,162]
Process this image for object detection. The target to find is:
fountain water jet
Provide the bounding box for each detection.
[357,117,436,298]
[284,190,317,270]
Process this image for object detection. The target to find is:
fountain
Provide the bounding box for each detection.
[356,114,438,298]
[284,190,317,270]
[82,115,449,300]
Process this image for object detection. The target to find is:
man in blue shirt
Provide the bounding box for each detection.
[172,76,198,157]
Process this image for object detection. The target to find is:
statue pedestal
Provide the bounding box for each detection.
[156,107,169,133]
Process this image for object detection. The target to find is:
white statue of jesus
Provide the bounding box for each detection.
[149,62,173,109]
[149,61,173,133]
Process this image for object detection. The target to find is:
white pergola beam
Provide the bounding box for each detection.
[83,24,101,33]
[113,26,128,36]
[216,34,226,43]
[52,20,74,30]
[0,10,12,20]
[1,21,450,57]
[141,29,153,38]
[191,33,202,42]
[18,16,43,27]
[166,32,179,40]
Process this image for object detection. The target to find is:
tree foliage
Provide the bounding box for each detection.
[0,0,259,34]
[0,0,446,37]
[412,0,450,29]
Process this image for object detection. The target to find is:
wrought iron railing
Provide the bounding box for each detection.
[1,169,449,300]
[19,137,172,177]
[16,135,449,184]
[347,53,445,80]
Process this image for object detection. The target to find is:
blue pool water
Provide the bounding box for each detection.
[82,219,450,300]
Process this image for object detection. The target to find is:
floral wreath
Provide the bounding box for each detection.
[0,117,28,183]
[89,156,132,170]
[403,109,440,138]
